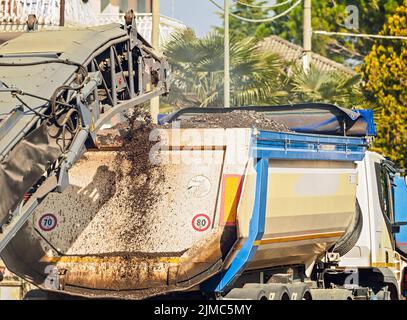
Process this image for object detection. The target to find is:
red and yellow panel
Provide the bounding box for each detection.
[220,175,243,226]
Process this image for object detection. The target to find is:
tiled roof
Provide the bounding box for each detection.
[259,35,356,76]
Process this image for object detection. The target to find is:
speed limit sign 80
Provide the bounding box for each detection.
[192,214,211,232]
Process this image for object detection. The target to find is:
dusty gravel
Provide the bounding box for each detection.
[168,110,291,132]
[66,110,290,256]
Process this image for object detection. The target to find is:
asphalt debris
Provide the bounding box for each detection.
[168,110,291,131]
[113,109,166,249]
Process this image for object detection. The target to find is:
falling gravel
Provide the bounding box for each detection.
[113,110,165,247]
[105,110,291,255]
[62,109,191,256]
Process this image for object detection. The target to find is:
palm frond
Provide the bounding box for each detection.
[163,31,284,108]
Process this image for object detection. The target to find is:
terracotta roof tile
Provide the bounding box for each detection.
[259,35,355,76]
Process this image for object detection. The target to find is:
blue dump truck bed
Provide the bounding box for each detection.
[203,128,367,294]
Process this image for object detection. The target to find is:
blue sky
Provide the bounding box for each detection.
[160,0,222,37]
[160,0,277,37]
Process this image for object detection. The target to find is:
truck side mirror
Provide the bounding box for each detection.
[392,224,401,234]
[393,222,407,234]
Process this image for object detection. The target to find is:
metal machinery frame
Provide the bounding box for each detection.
[0,18,170,252]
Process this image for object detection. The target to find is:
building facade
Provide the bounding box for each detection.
[99,0,152,14]
[1,0,185,47]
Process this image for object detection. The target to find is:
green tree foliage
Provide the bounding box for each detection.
[361,1,407,168]
[282,65,367,108]
[272,0,402,62]
[215,0,273,41]
[163,29,367,110]
[163,29,284,108]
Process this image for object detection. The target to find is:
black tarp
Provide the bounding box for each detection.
[160,103,375,137]
[0,123,62,225]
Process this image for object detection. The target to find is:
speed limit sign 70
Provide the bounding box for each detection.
[192,214,211,232]
[39,214,58,232]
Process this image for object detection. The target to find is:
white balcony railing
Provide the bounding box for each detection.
[96,13,187,46]
[0,0,186,45]
[0,0,60,27]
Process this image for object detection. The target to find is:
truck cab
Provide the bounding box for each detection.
[338,152,407,299]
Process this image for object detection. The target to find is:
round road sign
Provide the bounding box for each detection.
[192,214,211,232]
[39,214,58,232]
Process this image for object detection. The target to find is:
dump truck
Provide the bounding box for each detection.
[1,21,407,300]
[2,99,407,299]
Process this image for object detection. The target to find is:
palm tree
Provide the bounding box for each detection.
[162,29,368,111]
[163,29,285,108]
[283,65,369,109]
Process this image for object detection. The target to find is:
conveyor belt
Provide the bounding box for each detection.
[0,20,170,252]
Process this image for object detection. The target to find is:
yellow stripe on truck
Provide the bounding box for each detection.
[41,256,181,264]
[235,231,345,249]
[220,175,243,226]
[372,262,398,268]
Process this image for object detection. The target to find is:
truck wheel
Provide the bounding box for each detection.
[243,283,290,300]
[287,283,312,300]
[310,289,353,300]
[224,288,268,300]
[333,200,363,256]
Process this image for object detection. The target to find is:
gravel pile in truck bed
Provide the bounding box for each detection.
[168,110,291,132]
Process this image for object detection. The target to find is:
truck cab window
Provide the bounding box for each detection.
[375,163,395,224]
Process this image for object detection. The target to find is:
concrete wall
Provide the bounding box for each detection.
[93,0,152,14]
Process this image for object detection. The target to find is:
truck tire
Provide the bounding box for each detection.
[224,288,268,300]
[243,283,290,300]
[332,200,363,256]
[287,283,312,300]
[310,289,353,300]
